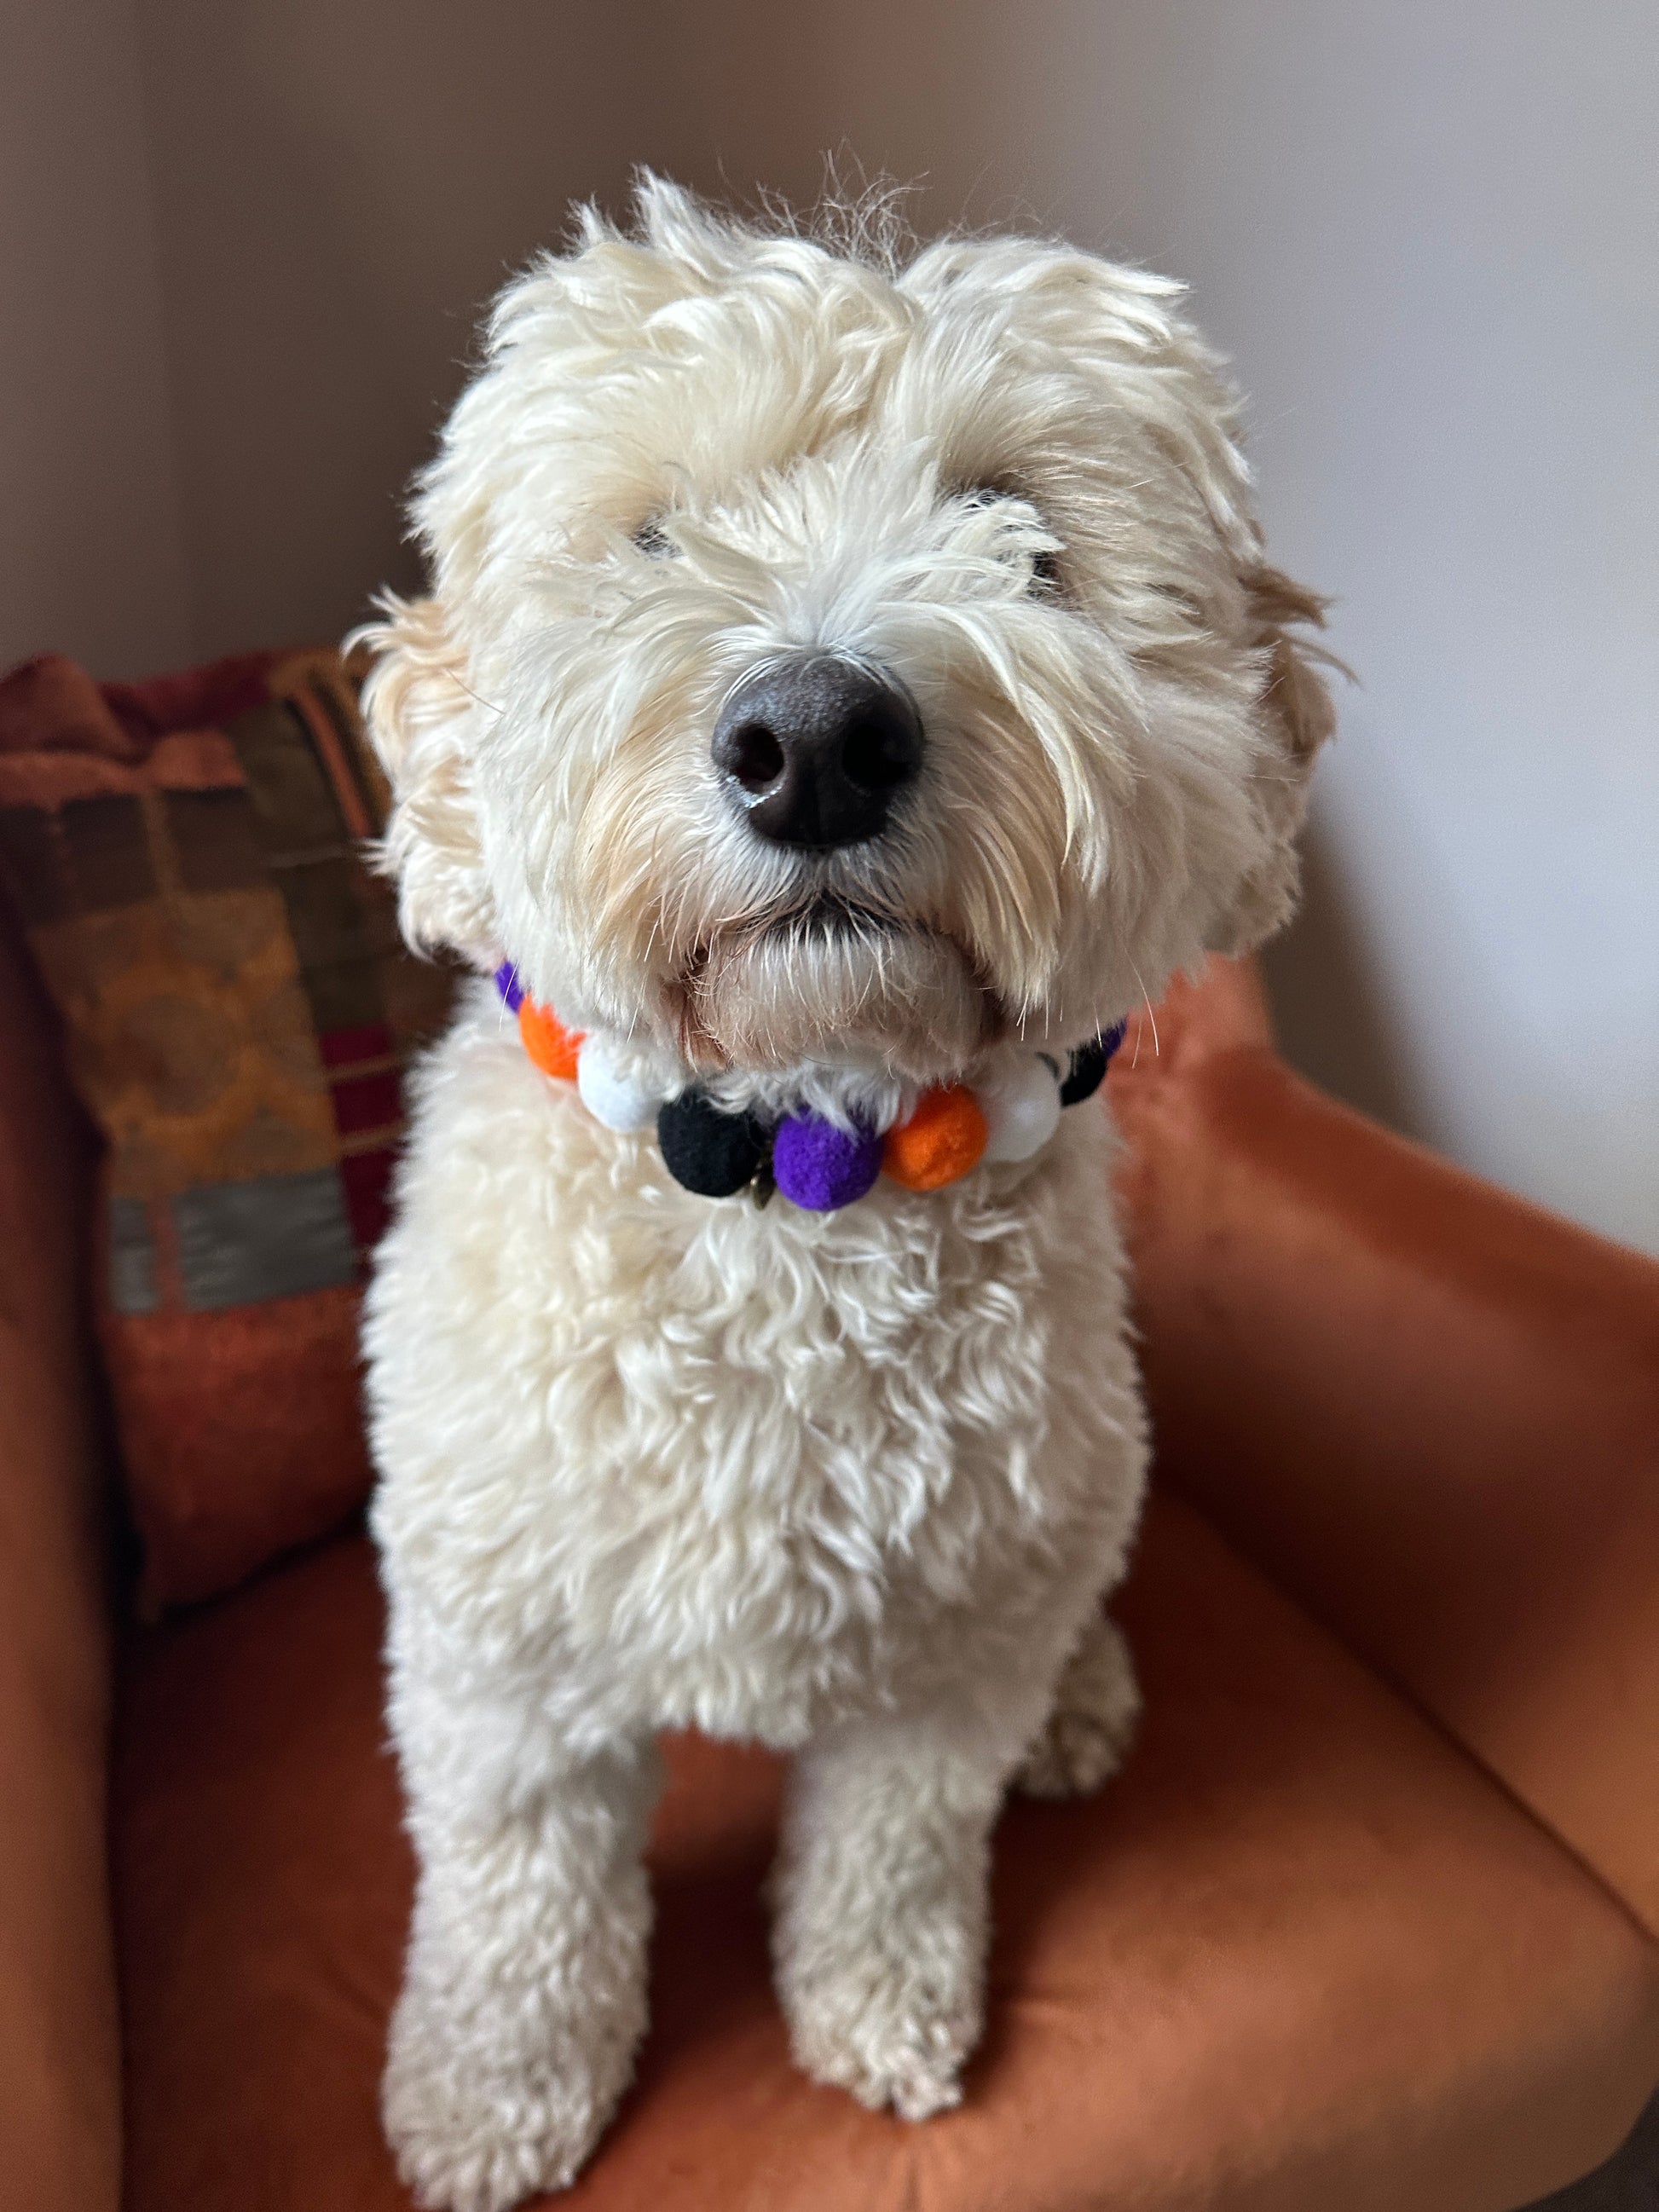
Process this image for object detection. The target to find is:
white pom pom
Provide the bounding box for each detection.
[977,1053,1062,1163]
[576,1033,662,1132]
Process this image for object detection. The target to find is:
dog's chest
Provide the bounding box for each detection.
[369,1023,1131,1739]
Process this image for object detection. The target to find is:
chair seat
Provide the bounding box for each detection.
[112,1493,1659,2212]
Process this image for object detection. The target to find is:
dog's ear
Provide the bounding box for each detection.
[1210,562,1338,956]
[354,595,498,964]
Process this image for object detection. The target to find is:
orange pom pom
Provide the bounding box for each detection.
[518,996,583,1082]
[882,1084,988,1191]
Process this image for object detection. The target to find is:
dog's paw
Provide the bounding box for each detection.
[1017,1614,1140,1799]
[797,2008,968,2122]
[382,1993,625,2211]
[783,1935,980,2121]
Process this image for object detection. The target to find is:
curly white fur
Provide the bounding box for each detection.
[359,176,1330,2209]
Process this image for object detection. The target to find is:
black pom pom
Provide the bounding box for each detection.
[1059,1019,1128,1106]
[656,1089,770,1198]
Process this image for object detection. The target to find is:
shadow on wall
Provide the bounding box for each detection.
[1260,817,1425,1144]
[134,0,662,661]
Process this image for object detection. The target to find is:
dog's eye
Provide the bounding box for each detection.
[1029,547,1063,595]
[633,520,673,558]
[961,481,1017,511]
[957,482,1063,598]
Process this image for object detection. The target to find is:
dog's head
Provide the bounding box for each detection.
[361,178,1332,1094]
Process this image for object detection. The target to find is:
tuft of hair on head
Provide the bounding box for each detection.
[792,153,920,273]
[614,159,922,280]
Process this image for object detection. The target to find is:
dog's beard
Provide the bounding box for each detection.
[673,900,994,1077]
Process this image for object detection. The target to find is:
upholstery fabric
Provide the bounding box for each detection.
[1113,963,1659,1938]
[0,650,454,1611]
[113,1500,1659,2212]
[0,908,121,2212]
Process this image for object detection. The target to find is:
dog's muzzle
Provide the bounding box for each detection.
[711,653,923,852]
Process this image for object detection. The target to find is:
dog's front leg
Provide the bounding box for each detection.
[771,1693,1046,2121]
[382,1674,662,2212]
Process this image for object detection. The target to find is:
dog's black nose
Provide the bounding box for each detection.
[711,655,923,851]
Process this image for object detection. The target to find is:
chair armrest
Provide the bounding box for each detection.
[1113,987,1659,1936]
[0,911,121,2211]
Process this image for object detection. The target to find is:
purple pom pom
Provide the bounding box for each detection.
[494,961,524,1012]
[772,1112,882,1212]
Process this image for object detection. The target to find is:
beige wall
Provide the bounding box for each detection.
[0,0,192,674]
[8,2,1658,1251]
[131,0,653,657]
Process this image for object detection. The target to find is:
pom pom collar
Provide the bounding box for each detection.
[492,965,1123,1214]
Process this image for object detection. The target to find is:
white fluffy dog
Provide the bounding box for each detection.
[358,177,1332,2211]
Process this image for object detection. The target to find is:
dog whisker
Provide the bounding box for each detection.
[1127,956,1160,1069]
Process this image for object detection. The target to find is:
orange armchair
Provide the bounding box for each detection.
[3,907,1656,2212]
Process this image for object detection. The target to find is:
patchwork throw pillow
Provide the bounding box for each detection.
[0,646,453,1612]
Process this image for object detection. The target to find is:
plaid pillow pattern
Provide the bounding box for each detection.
[0,646,452,1609]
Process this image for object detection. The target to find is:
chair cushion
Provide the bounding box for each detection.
[112,1493,1659,2212]
[0,650,454,1613]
